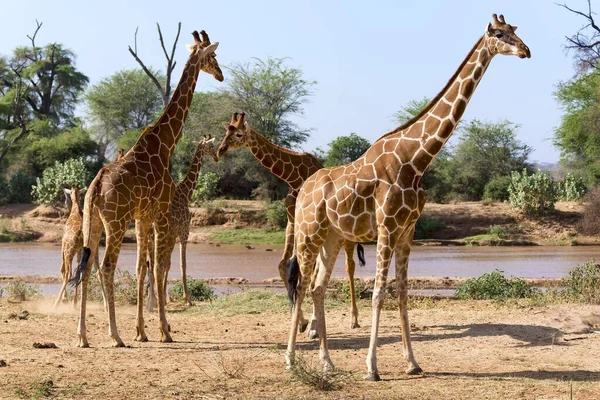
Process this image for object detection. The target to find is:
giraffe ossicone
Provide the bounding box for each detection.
[285,13,530,380]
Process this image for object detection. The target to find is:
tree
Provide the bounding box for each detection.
[451,119,532,200]
[323,133,370,167]
[85,69,163,159]
[554,69,600,186]
[559,0,600,74]
[393,97,430,125]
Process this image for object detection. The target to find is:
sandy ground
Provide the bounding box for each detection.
[1,296,600,399]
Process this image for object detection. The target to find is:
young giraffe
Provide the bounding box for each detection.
[217,112,365,332]
[145,135,219,309]
[70,30,223,347]
[286,14,530,380]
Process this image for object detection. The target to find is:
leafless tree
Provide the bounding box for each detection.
[559,0,600,73]
[128,22,181,107]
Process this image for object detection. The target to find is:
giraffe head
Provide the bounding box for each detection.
[193,135,219,163]
[484,14,530,59]
[217,112,249,159]
[62,185,85,211]
[186,30,224,82]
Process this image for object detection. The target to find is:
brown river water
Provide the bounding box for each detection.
[1,243,599,280]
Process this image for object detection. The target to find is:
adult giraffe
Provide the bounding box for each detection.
[286,14,530,380]
[217,112,365,332]
[70,30,223,347]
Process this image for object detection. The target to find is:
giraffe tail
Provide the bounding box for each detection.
[286,255,300,307]
[357,244,366,267]
[69,247,91,287]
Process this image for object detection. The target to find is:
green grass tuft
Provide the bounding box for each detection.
[210,228,285,245]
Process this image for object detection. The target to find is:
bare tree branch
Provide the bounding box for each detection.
[26,20,43,50]
[558,0,600,73]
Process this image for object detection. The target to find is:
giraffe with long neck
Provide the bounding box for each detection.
[70,30,223,347]
[217,113,365,332]
[286,14,530,380]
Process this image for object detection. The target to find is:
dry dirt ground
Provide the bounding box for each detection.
[1,296,600,399]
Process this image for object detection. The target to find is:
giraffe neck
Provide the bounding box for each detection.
[245,128,322,184]
[377,36,493,175]
[70,196,82,218]
[177,147,206,201]
[142,51,204,156]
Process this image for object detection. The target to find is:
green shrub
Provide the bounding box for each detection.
[31,158,90,205]
[328,278,370,303]
[8,171,35,203]
[191,172,220,205]
[558,173,587,202]
[169,278,216,302]
[563,260,600,304]
[455,270,536,300]
[508,169,558,214]
[483,175,511,202]
[414,216,446,239]
[265,200,288,229]
[0,178,10,206]
[579,188,600,236]
[3,281,41,301]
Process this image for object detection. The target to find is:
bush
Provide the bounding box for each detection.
[31,158,90,205]
[3,281,41,301]
[169,278,216,302]
[563,260,600,304]
[414,216,445,239]
[8,171,36,203]
[455,270,536,300]
[191,172,220,205]
[579,188,600,236]
[558,173,587,202]
[265,200,288,229]
[0,178,9,206]
[483,175,511,202]
[508,169,558,214]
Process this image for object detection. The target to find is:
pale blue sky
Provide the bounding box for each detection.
[1,1,587,163]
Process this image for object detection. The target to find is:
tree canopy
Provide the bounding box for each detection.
[322,133,370,167]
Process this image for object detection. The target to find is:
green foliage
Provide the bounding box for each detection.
[558,173,587,201]
[483,175,512,202]
[455,270,536,300]
[191,172,220,205]
[393,97,430,125]
[508,169,558,214]
[8,171,35,203]
[169,278,216,302]
[563,260,600,304]
[0,178,9,205]
[3,281,41,301]
[322,133,370,167]
[31,158,90,205]
[196,289,289,316]
[210,228,285,245]
[85,68,163,160]
[328,279,370,303]
[414,216,445,239]
[265,200,288,229]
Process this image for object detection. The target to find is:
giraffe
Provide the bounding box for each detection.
[285,14,530,380]
[53,186,105,310]
[217,112,365,332]
[70,30,223,347]
[146,135,219,309]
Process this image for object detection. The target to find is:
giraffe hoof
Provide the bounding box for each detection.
[111,339,126,348]
[364,372,381,381]
[406,366,423,375]
[307,330,319,340]
[299,322,308,333]
[350,322,360,329]
[77,341,89,348]
[160,333,173,343]
[134,335,148,342]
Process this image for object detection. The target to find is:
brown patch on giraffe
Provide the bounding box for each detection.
[473,66,483,80]
[397,140,421,164]
[399,164,416,188]
[423,117,441,136]
[444,82,461,103]
[413,150,434,173]
[432,101,452,119]
[364,142,384,164]
[462,79,475,96]
[453,99,467,120]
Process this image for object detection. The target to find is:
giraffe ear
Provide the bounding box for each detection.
[185,44,195,54]
[63,188,71,195]
[511,26,518,32]
[223,122,231,130]
[486,23,493,34]
[80,188,87,195]
[203,42,219,55]
[206,137,216,144]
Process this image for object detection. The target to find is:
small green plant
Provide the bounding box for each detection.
[169,278,216,302]
[196,349,267,380]
[191,172,220,205]
[483,175,512,202]
[489,225,509,239]
[265,200,288,229]
[14,378,54,399]
[563,259,600,304]
[414,216,445,239]
[4,281,41,301]
[508,169,558,214]
[558,173,587,202]
[455,270,536,300]
[289,353,353,391]
[87,269,136,305]
[328,279,369,303]
[0,218,11,234]
[31,158,90,205]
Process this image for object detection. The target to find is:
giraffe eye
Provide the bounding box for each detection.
[236,132,243,138]
[494,31,503,39]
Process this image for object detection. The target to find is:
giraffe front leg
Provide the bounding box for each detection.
[343,241,360,329]
[154,218,173,343]
[135,219,152,342]
[179,238,192,306]
[146,235,157,312]
[53,256,69,309]
[364,231,396,381]
[396,226,422,375]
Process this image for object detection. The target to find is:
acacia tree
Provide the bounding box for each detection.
[559,0,600,74]
[322,133,370,167]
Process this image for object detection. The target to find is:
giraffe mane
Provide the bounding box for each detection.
[249,127,321,164]
[375,35,485,142]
